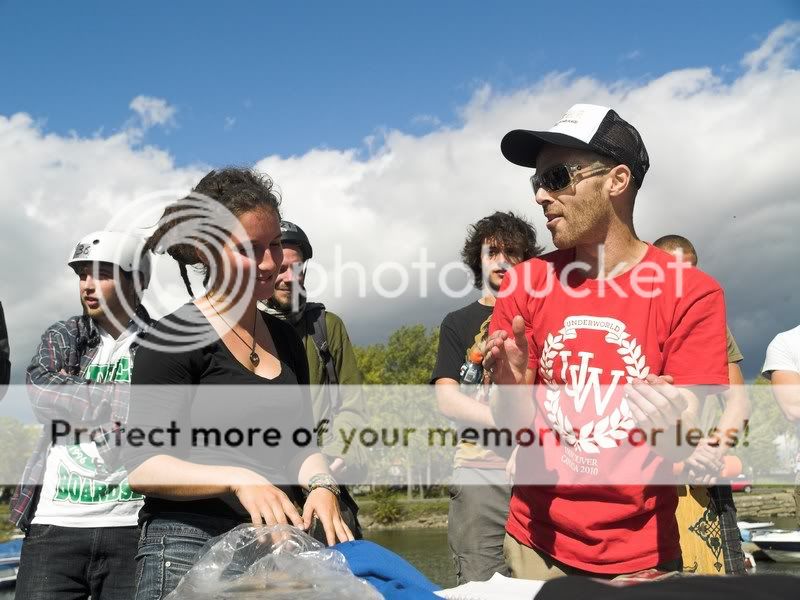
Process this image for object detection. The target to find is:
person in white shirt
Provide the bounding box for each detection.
[762,324,800,527]
[13,230,151,600]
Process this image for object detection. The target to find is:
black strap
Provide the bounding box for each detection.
[307,303,341,415]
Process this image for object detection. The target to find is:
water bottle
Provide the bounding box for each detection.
[459,348,484,394]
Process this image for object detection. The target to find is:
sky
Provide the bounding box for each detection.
[1,1,799,420]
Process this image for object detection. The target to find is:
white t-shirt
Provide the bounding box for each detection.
[762,324,800,473]
[32,323,144,527]
[762,324,800,378]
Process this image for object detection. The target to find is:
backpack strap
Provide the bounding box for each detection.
[306,303,342,415]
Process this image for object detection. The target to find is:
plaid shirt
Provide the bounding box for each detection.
[8,305,150,531]
[708,485,746,575]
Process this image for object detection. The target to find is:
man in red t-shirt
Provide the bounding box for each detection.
[485,104,729,579]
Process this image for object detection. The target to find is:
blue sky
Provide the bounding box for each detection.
[1,0,796,166]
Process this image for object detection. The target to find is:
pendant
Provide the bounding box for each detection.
[249,351,260,366]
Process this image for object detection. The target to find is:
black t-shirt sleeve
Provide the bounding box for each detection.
[123,322,197,471]
[431,315,467,384]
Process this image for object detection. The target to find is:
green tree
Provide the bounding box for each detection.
[733,376,797,477]
[355,325,452,498]
[0,417,41,500]
[354,325,440,385]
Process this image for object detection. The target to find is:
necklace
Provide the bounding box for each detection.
[206,295,260,366]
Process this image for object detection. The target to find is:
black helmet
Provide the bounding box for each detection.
[280,221,313,260]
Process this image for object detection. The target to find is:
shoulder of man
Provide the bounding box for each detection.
[42,314,96,345]
[768,326,800,356]
[762,325,800,377]
[651,245,723,292]
[322,309,349,339]
[726,326,743,364]
[504,249,569,287]
[439,301,485,328]
[649,246,724,304]
[306,304,354,347]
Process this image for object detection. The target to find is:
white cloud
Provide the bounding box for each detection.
[742,20,800,72]
[1,23,799,424]
[620,49,642,61]
[224,116,237,131]
[411,114,442,127]
[128,95,177,130]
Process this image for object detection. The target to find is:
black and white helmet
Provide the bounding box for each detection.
[280,221,313,261]
[67,231,151,288]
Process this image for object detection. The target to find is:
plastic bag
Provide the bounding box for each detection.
[165,524,382,599]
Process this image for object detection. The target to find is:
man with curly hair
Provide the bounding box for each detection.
[431,211,543,583]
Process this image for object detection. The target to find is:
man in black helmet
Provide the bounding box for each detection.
[261,220,367,538]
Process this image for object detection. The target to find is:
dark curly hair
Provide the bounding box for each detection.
[145,167,282,296]
[461,211,544,290]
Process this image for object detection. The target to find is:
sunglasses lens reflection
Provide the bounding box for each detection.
[532,165,571,193]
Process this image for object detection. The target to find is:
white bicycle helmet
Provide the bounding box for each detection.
[67,231,151,288]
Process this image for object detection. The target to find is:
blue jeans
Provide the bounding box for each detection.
[134,514,240,600]
[15,524,139,599]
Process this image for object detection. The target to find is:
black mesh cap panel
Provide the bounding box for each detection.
[591,110,650,188]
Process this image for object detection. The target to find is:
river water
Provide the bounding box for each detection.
[366,527,800,587]
[2,527,798,598]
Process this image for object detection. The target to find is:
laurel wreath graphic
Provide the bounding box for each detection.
[540,328,648,453]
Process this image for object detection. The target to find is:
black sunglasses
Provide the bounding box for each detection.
[530,161,611,194]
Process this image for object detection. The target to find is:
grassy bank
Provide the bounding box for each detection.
[358,495,449,530]
[0,503,18,542]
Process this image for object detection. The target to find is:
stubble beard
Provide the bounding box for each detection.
[552,186,607,249]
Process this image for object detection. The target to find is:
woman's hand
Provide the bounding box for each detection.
[228,467,303,528]
[302,488,354,546]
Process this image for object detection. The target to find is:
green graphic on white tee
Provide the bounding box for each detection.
[85,356,131,383]
[53,461,143,504]
[50,345,141,505]
[65,445,97,471]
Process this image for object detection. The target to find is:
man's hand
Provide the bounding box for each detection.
[624,374,687,431]
[684,438,724,484]
[483,316,529,385]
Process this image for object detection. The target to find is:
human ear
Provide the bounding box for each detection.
[607,164,632,198]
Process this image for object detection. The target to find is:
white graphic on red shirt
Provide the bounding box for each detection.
[540,316,649,453]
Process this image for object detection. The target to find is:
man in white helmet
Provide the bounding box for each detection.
[11,230,152,599]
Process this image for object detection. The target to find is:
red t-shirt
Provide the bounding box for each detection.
[490,244,728,574]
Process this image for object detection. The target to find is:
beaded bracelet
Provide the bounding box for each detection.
[308,473,341,497]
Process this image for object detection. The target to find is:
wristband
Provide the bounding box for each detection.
[308,473,341,497]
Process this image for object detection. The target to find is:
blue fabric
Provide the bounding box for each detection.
[335,540,441,599]
[0,538,22,559]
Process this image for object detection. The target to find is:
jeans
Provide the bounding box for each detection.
[15,524,139,600]
[448,467,511,584]
[134,513,240,600]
